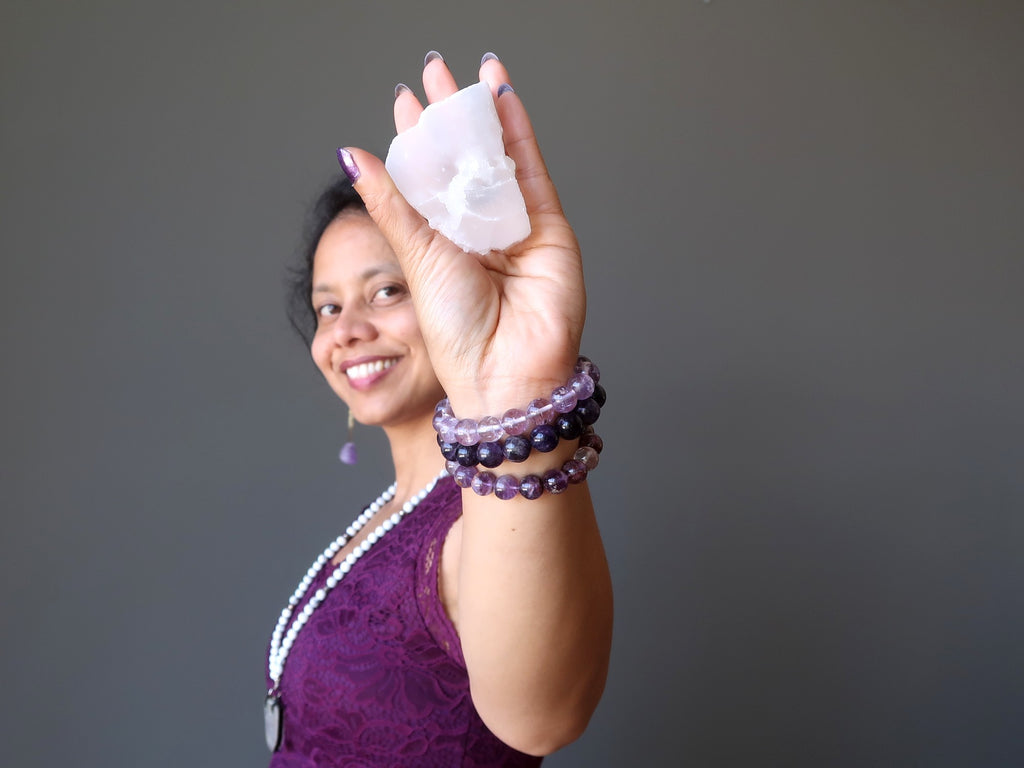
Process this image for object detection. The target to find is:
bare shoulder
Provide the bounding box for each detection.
[438,513,464,634]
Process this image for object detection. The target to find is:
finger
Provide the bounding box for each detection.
[478,52,512,94]
[336,146,439,285]
[422,50,459,103]
[393,82,423,133]
[488,82,564,217]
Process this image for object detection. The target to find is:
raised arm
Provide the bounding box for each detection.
[338,52,613,756]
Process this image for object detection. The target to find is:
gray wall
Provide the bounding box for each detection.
[2,2,1022,766]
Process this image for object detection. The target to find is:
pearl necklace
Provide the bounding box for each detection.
[264,470,447,752]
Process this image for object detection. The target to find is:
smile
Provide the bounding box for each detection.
[344,357,399,382]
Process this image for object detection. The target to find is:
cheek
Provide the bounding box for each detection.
[310,335,331,373]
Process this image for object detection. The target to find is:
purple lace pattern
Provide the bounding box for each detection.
[267,477,541,768]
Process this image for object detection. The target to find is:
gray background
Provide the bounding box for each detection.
[2,2,1022,766]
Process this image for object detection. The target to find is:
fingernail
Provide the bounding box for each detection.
[424,50,444,67]
[336,147,360,183]
[395,82,412,99]
[481,52,500,66]
[497,83,515,98]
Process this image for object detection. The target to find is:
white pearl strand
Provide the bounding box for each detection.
[267,471,446,690]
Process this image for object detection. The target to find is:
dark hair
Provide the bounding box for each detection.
[286,175,367,345]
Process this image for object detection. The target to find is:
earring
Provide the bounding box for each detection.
[339,409,358,465]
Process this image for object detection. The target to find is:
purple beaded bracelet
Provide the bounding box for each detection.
[445,430,603,500]
[433,356,602,446]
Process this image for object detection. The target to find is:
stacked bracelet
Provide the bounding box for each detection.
[434,357,606,500]
[433,356,604,445]
[445,429,603,499]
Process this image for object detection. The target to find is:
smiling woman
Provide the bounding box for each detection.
[268,51,613,767]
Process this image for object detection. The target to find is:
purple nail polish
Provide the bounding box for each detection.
[336,148,360,183]
[481,52,500,66]
[424,50,444,67]
[497,83,514,98]
[394,82,412,99]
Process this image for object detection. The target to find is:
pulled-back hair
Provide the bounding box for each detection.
[286,175,367,345]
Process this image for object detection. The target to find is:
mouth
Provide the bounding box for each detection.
[343,357,400,386]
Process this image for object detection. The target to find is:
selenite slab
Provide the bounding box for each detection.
[385,82,531,254]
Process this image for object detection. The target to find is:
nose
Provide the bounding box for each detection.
[331,304,378,347]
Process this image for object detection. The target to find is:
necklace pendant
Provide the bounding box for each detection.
[264,694,283,752]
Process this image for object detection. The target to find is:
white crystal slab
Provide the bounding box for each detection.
[385,81,531,254]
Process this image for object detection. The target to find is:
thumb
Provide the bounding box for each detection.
[336,146,439,280]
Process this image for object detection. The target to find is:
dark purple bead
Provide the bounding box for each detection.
[579,431,604,453]
[476,441,505,469]
[530,424,560,453]
[438,437,460,461]
[592,384,606,407]
[519,474,543,500]
[574,398,601,426]
[471,471,496,496]
[494,474,520,500]
[554,412,584,440]
[502,435,532,463]
[563,458,589,484]
[453,464,477,488]
[543,468,569,494]
[455,443,479,467]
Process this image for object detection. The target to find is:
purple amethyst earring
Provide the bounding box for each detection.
[339,409,358,465]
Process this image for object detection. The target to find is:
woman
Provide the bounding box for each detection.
[268,52,613,766]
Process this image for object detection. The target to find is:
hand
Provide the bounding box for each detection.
[340,53,586,414]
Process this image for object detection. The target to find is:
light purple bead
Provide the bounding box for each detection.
[574,356,599,380]
[527,398,554,425]
[494,474,520,500]
[435,398,451,416]
[455,418,480,446]
[574,446,600,470]
[542,469,569,494]
[339,443,358,465]
[501,408,531,436]
[471,471,496,496]
[477,415,504,443]
[569,372,595,400]
[550,386,578,414]
[453,465,477,488]
[563,458,588,484]
[445,459,460,475]
[439,415,459,444]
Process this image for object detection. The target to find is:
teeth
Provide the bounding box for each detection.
[345,358,397,381]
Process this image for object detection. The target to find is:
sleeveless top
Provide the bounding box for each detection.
[267,477,542,768]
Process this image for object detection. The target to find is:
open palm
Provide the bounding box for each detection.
[342,54,586,413]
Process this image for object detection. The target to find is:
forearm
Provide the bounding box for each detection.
[456,444,613,755]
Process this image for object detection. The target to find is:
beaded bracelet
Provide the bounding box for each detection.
[445,430,603,500]
[433,356,603,447]
[436,394,603,468]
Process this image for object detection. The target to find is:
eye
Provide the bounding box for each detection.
[315,303,340,319]
[372,284,405,303]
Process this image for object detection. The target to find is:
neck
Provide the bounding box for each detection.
[381,412,446,506]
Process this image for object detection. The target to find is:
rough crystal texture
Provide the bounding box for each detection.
[385,82,531,254]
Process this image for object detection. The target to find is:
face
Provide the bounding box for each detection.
[309,212,444,429]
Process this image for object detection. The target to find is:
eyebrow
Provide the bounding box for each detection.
[311,265,398,294]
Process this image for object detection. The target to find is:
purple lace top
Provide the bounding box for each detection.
[267,477,542,768]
